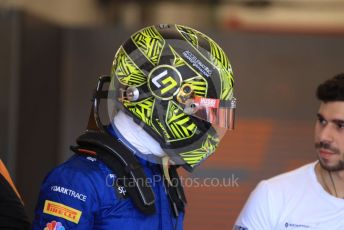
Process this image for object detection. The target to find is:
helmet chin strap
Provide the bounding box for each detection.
[162,156,172,186]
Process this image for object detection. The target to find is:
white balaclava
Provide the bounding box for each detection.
[113,111,166,157]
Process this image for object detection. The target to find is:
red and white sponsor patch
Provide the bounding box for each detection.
[194,96,220,108]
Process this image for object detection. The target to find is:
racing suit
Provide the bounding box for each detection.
[32,126,184,229]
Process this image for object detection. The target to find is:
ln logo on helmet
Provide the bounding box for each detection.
[148,65,182,100]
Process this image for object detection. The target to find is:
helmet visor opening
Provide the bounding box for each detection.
[184,96,236,130]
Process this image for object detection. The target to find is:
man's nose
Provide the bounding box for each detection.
[319,124,334,143]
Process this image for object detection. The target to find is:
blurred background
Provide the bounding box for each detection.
[1,0,344,229]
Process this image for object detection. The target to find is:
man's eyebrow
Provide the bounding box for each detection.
[332,119,344,124]
[317,113,344,124]
[316,113,324,119]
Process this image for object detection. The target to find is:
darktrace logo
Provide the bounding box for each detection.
[148,64,182,100]
[285,222,310,228]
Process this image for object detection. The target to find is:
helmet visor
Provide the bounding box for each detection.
[184,96,237,130]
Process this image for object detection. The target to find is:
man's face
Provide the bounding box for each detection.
[315,101,344,171]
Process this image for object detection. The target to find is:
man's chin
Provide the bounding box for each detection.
[318,157,344,172]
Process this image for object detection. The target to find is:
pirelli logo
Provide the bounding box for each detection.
[43,200,82,224]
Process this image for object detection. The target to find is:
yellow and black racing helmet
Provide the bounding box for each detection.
[108,24,236,172]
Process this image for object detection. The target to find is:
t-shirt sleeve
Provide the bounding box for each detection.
[234,180,275,230]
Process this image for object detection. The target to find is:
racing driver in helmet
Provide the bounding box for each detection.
[32,24,236,229]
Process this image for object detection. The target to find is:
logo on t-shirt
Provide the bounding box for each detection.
[233,225,248,230]
[285,222,310,228]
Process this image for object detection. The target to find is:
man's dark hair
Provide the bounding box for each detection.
[316,73,344,102]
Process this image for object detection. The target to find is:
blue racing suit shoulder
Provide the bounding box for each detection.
[32,154,184,230]
[32,154,117,229]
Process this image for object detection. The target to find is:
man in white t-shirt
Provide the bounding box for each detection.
[234,73,344,230]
